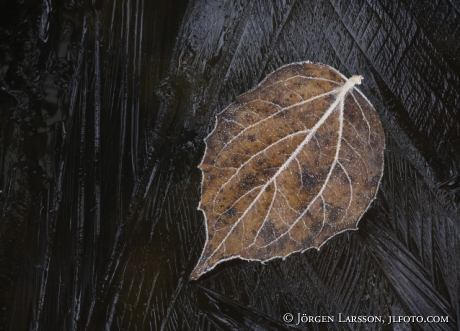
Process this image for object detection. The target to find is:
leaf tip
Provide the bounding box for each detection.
[190,255,211,280]
[189,268,202,281]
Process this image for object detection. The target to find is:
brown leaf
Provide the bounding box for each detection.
[191,62,385,280]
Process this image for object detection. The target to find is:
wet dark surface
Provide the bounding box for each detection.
[0,0,459,330]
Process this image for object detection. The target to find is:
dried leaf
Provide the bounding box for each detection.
[191,62,385,280]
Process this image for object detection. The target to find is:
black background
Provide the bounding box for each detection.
[1,0,459,330]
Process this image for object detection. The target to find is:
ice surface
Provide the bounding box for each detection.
[0,0,459,330]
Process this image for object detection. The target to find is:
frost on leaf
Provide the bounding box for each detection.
[190,62,385,280]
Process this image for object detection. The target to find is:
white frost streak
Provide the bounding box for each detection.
[208,77,360,260]
[212,130,307,210]
[214,89,336,161]
[351,92,372,142]
[223,118,245,128]
[342,137,369,176]
[285,75,342,85]
[337,161,353,223]
[260,98,345,249]
[249,180,278,247]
